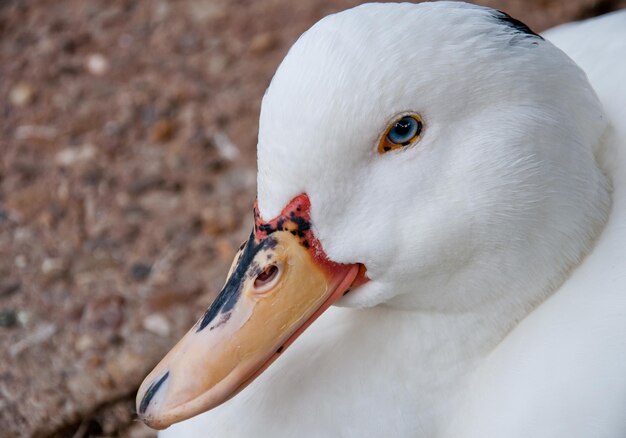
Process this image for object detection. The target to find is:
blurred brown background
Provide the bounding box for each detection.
[1,0,624,436]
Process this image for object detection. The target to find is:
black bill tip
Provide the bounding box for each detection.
[139,371,170,414]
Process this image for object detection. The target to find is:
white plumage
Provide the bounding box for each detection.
[162,3,626,437]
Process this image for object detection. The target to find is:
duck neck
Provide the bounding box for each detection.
[327,305,517,436]
[387,126,612,350]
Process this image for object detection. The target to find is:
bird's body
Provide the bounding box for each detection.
[157,4,626,437]
[448,12,626,437]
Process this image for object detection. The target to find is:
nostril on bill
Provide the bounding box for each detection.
[254,264,279,289]
[139,371,170,414]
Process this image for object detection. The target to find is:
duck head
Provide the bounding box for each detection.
[137,1,610,428]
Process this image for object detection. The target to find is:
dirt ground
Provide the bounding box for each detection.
[1,0,624,436]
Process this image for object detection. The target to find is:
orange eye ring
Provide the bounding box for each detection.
[378,113,424,154]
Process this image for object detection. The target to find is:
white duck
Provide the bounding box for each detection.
[136,2,626,437]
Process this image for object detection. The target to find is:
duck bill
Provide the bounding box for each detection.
[136,194,363,429]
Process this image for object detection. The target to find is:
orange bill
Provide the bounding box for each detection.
[136,194,365,429]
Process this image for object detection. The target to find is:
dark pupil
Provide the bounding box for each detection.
[394,120,411,135]
[386,116,420,146]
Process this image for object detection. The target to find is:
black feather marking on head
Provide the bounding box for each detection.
[196,232,277,332]
[493,10,543,41]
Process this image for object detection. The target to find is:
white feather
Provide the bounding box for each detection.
[162,3,626,437]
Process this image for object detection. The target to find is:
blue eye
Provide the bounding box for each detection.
[378,113,424,154]
[387,116,422,145]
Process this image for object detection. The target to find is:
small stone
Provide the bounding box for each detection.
[118,33,134,49]
[81,295,125,333]
[213,131,239,161]
[104,120,121,136]
[84,352,103,369]
[139,191,181,213]
[76,334,95,351]
[14,125,57,142]
[201,204,239,235]
[57,180,70,202]
[9,83,34,107]
[9,323,57,357]
[142,313,171,337]
[73,254,120,281]
[215,238,237,262]
[188,0,226,22]
[208,54,228,75]
[16,311,30,326]
[131,262,152,281]
[42,258,60,273]
[14,228,32,242]
[6,185,51,222]
[55,144,97,167]
[0,281,21,298]
[38,204,64,229]
[66,370,99,400]
[127,175,165,195]
[154,1,171,21]
[147,284,202,311]
[41,257,68,280]
[97,400,135,435]
[15,255,27,269]
[86,53,109,75]
[150,119,175,142]
[105,349,144,386]
[249,32,278,54]
[0,310,18,328]
[125,421,157,438]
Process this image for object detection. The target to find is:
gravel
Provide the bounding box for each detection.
[1,0,624,436]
